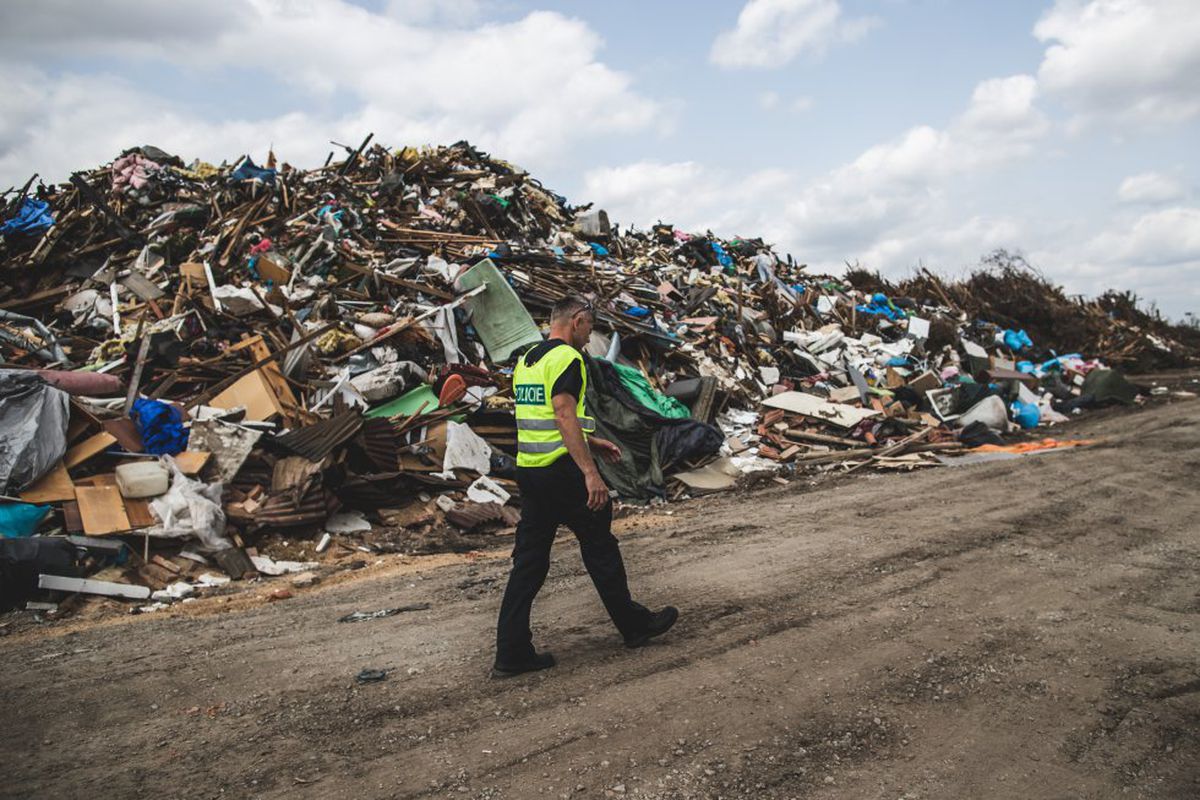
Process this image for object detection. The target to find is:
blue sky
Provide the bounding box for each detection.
[2,0,1197,319]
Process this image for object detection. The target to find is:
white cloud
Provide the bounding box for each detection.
[582,161,793,242]
[1034,0,1200,127]
[0,69,330,189]
[710,0,879,69]
[584,75,1047,273]
[759,90,781,110]
[857,216,1026,275]
[791,95,814,113]
[587,72,1045,230]
[1087,206,1200,266]
[1032,205,1200,317]
[1117,171,1187,205]
[784,75,1047,253]
[0,2,663,187]
[0,0,249,57]
[583,73,1052,296]
[384,0,488,26]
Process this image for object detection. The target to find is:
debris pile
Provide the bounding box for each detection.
[1,138,1194,614]
[845,252,1200,373]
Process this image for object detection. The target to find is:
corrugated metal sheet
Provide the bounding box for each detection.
[444,501,519,530]
[256,486,340,528]
[446,502,504,530]
[361,417,402,471]
[273,409,363,461]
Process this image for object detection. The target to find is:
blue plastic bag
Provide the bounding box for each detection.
[855,292,906,320]
[0,502,50,538]
[1010,400,1040,429]
[710,241,733,269]
[1002,329,1033,351]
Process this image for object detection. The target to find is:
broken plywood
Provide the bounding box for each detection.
[761,391,880,429]
[173,450,211,476]
[19,461,75,504]
[102,418,144,453]
[208,369,285,422]
[75,484,132,535]
[64,431,118,469]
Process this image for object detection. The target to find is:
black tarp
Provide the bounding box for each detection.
[584,357,722,500]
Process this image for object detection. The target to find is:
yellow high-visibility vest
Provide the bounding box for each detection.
[513,343,596,468]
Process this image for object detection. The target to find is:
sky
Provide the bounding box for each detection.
[1,0,1198,319]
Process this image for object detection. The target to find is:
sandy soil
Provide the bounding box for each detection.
[1,390,1198,800]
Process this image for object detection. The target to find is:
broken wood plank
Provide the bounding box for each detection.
[190,321,337,407]
[173,451,211,476]
[75,484,132,535]
[61,500,83,533]
[124,498,156,529]
[209,369,285,422]
[102,418,144,453]
[18,461,75,504]
[762,391,879,429]
[123,333,154,415]
[783,428,864,448]
[64,432,118,469]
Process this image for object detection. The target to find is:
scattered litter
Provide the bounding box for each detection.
[324,510,371,534]
[250,555,319,576]
[338,604,432,623]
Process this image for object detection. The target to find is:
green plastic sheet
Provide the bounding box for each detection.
[609,361,691,419]
[456,258,542,362]
[365,384,440,419]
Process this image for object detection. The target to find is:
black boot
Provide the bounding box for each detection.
[625,606,679,648]
[491,651,557,678]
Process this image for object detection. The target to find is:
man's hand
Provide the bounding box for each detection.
[584,469,610,511]
[552,392,611,510]
[589,436,622,464]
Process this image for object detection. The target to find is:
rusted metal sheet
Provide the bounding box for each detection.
[273,408,363,461]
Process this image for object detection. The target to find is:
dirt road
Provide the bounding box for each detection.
[2,396,1198,799]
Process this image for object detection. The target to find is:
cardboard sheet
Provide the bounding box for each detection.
[673,457,740,493]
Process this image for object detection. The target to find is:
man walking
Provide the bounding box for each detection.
[493,296,678,677]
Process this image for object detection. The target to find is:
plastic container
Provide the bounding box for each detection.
[115,461,170,499]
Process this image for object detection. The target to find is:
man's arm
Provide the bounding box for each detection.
[552,393,609,511]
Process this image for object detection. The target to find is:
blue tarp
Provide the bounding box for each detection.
[1,198,54,237]
[131,398,188,455]
[231,157,277,186]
